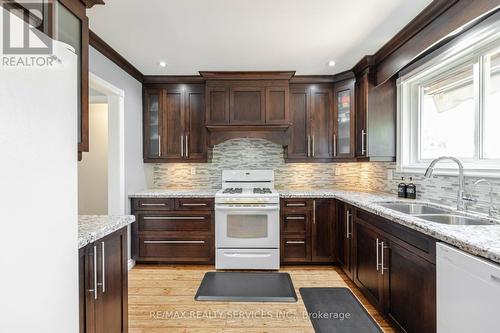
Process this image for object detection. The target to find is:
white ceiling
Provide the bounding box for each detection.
[87,0,432,75]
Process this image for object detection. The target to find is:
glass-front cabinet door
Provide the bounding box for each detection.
[144,89,162,159]
[333,79,355,158]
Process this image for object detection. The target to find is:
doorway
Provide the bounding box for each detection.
[78,73,125,215]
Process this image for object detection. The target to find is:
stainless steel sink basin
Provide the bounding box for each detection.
[416,214,493,226]
[379,203,451,215]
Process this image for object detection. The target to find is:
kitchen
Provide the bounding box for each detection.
[1,1,500,333]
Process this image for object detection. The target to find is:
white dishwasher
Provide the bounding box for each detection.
[437,243,500,333]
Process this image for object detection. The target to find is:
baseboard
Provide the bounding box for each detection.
[128,259,136,271]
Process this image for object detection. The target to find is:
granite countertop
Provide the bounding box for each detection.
[129,188,500,263]
[129,189,218,198]
[79,215,136,249]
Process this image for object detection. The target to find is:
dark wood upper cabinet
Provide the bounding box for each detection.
[265,86,289,124]
[355,72,371,157]
[229,86,265,123]
[206,85,230,124]
[143,84,206,163]
[286,84,339,162]
[286,87,310,160]
[333,79,356,159]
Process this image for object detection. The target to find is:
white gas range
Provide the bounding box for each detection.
[215,170,280,270]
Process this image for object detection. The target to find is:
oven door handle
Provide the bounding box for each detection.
[215,205,279,211]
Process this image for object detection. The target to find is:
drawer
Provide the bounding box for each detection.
[137,212,213,233]
[174,198,214,210]
[138,235,213,263]
[133,198,173,211]
[282,211,310,234]
[281,236,311,263]
[281,198,312,210]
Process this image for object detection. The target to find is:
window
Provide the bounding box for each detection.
[398,24,500,176]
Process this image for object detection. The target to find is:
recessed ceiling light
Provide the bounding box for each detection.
[328,60,336,67]
[159,61,167,68]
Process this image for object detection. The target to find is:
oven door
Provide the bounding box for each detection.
[215,204,279,248]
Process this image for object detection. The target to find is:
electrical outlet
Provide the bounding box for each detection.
[334,168,341,176]
[190,167,196,175]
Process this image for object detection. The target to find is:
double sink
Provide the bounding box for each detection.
[379,202,494,226]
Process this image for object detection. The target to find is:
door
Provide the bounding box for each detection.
[265,86,289,124]
[286,87,310,160]
[144,89,162,159]
[333,79,355,158]
[311,199,334,262]
[205,85,229,124]
[184,86,206,160]
[229,86,265,123]
[310,87,333,159]
[81,245,96,333]
[385,240,436,333]
[354,219,384,310]
[94,228,127,333]
[162,88,184,159]
[337,201,353,277]
[355,73,370,157]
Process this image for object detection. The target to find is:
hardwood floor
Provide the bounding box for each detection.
[128,265,396,333]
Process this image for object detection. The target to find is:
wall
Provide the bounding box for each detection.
[153,138,500,215]
[0,30,79,333]
[89,46,148,214]
[78,103,109,214]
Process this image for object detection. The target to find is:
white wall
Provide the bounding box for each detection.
[0,12,79,331]
[89,46,148,214]
[78,103,109,214]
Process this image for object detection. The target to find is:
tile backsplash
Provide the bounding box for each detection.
[153,138,500,215]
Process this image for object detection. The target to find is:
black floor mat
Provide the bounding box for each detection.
[300,287,383,333]
[194,272,298,302]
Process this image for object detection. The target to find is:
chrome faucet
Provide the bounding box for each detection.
[424,156,474,211]
[472,179,499,218]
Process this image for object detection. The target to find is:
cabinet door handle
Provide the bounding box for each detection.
[101,242,105,293]
[333,134,337,157]
[93,245,98,300]
[185,134,189,158]
[346,210,351,239]
[376,238,380,271]
[380,241,389,274]
[361,129,367,155]
[181,203,207,207]
[313,199,316,224]
[286,203,305,207]
[143,240,205,244]
[307,136,311,157]
[143,216,205,220]
[286,241,305,244]
[180,135,184,157]
[312,135,315,157]
[140,203,166,207]
[285,216,305,220]
[158,135,161,157]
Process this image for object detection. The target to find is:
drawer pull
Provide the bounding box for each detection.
[143,216,205,220]
[143,240,205,244]
[286,203,306,207]
[140,203,166,206]
[285,216,305,220]
[286,241,305,244]
[181,203,208,206]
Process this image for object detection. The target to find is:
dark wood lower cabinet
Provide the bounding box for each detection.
[336,201,354,278]
[342,203,437,333]
[280,198,334,263]
[131,198,215,264]
[79,227,128,333]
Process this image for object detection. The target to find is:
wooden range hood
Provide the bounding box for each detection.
[200,71,295,147]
